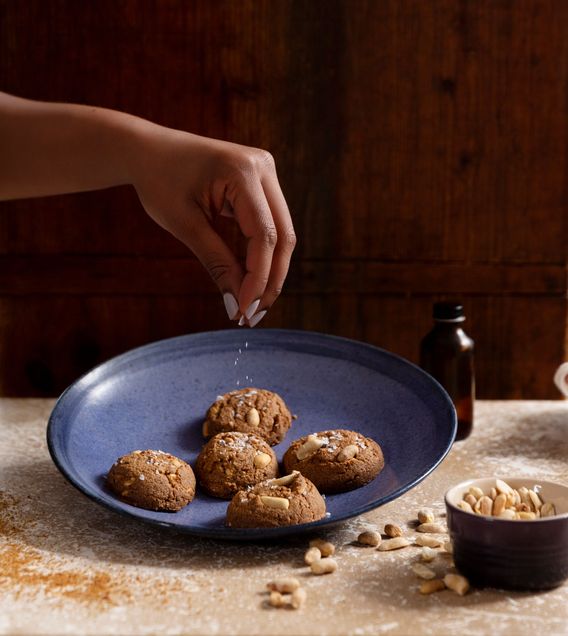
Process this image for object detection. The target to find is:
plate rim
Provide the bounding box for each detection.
[47,328,457,541]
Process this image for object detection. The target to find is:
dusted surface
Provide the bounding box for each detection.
[1,399,567,635]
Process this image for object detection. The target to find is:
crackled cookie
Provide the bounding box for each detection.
[195,431,278,499]
[226,471,326,528]
[282,429,384,493]
[107,449,196,512]
[202,388,292,446]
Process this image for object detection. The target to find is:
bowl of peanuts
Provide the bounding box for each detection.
[445,477,568,590]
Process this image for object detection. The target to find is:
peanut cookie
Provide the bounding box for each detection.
[195,432,278,499]
[202,388,292,446]
[226,471,326,528]
[107,449,196,512]
[282,429,384,493]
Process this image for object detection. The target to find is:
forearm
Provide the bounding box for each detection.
[0,92,149,200]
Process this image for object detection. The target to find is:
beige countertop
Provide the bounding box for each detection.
[0,399,567,635]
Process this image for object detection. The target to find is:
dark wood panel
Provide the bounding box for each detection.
[0,257,564,296]
[0,1,566,397]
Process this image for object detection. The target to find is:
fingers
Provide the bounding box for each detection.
[259,171,296,311]
[228,156,295,327]
[229,176,277,321]
[182,210,245,320]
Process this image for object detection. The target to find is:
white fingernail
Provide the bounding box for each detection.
[223,293,239,320]
[245,299,261,320]
[238,315,246,327]
[248,310,267,328]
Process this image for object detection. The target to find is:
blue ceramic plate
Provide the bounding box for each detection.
[47,329,456,540]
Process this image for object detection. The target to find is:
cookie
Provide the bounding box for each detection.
[202,388,292,446]
[107,449,196,512]
[282,429,384,493]
[195,432,279,499]
[226,471,326,528]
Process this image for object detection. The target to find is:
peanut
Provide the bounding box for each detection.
[269,472,299,487]
[414,535,443,548]
[296,434,327,461]
[417,508,435,524]
[419,579,446,595]
[260,496,290,510]
[416,522,446,533]
[443,540,453,554]
[528,489,542,511]
[492,493,507,516]
[517,511,537,520]
[476,495,493,516]
[246,407,260,427]
[456,501,474,513]
[357,531,381,547]
[309,539,335,557]
[463,494,477,508]
[337,444,358,462]
[269,591,285,607]
[377,537,411,551]
[468,486,484,500]
[304,547,321,565]
[253,452,272,469]
[495,479,514,495]
[267,578,300,593]
[498,509,516,520]
[291,587,307,609]
[420,547,438,562]
[489,487,498,500]
[412,563,436,580]
[541,502,556,517]
[444,573,470,596]
[310,558,337,575]
[384,523,403,538]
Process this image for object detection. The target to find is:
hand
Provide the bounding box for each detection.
[132,126,296,326]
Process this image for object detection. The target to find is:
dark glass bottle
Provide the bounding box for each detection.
[420,302,475,441]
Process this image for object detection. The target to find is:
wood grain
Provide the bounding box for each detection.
[0,0,566,397]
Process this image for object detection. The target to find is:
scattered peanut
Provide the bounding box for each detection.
[310,558,338,575]
[246,407,260,427]
[291,587,307,609]
[419,579,446,595]
[296,435,327,461]
[260,496,290,510]
[416,523,446,534]
[357,531,381,547]
[253,452,272,469]
[384,523,403,538]
[309,539,335,557]
[414,535,443,548]
[267,578,300,593]
[377,537,411,551]
[417,508,435,524]
[444,573,470,596]
[304,547,322,565]
[420,547,438,562]
[337,445,359,462]
[269,590,285,607]
[412,563,436,580]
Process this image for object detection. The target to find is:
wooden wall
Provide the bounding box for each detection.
[0,1,566,397]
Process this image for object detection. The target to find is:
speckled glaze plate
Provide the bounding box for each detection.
[47,329,456,540]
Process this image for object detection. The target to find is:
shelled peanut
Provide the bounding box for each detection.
[457,479,557,520]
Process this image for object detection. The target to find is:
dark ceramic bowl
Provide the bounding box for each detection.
[445,477,568,590]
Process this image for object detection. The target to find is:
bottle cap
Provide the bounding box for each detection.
[433,302,465,321]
